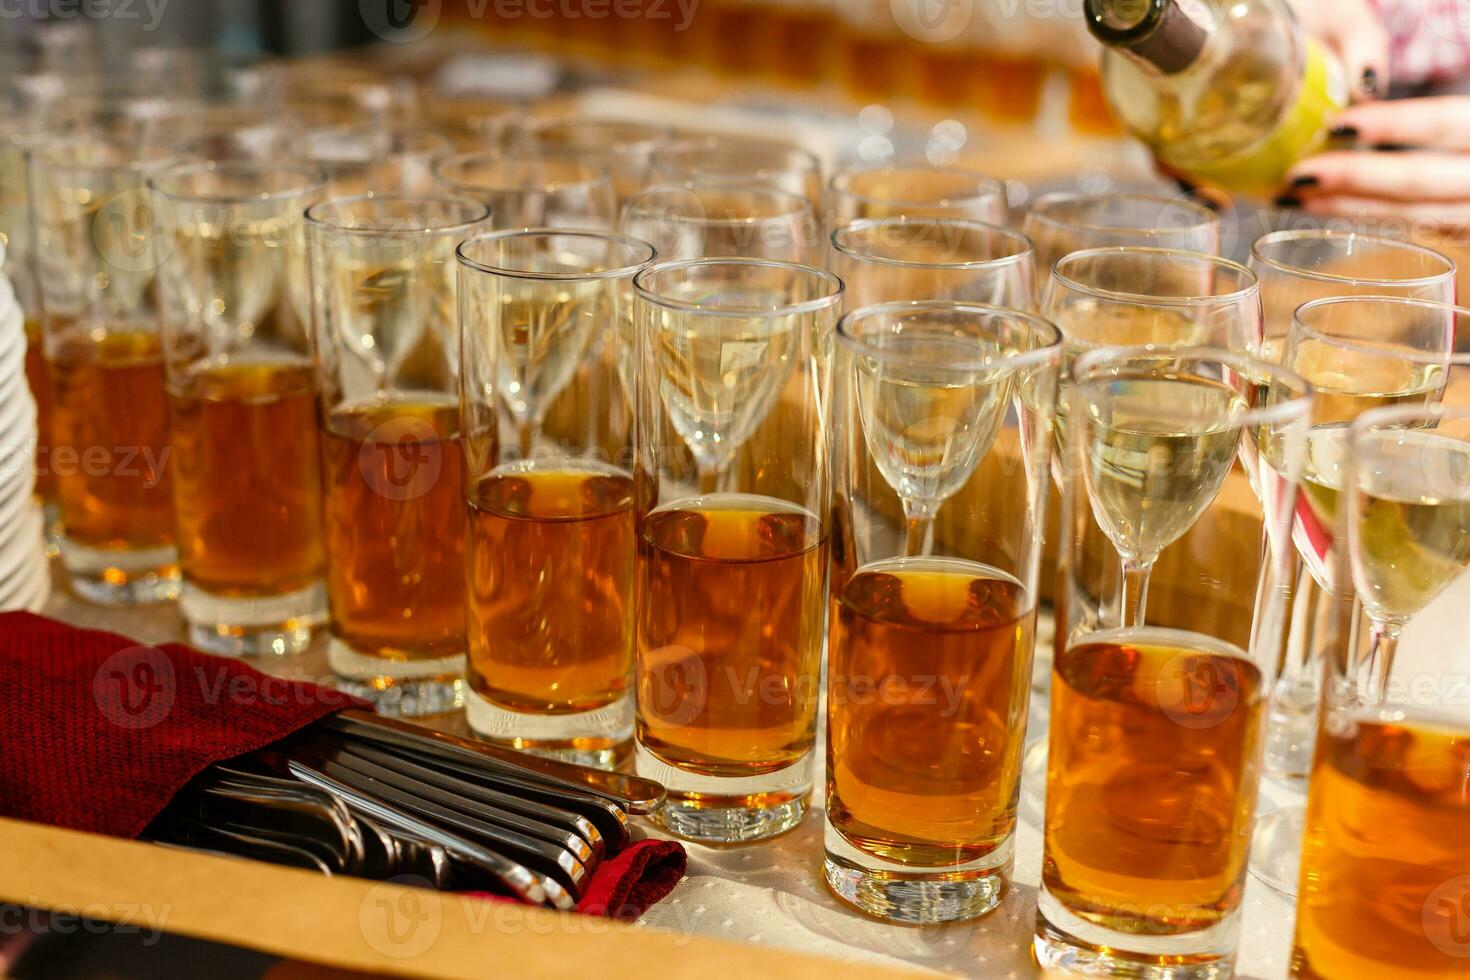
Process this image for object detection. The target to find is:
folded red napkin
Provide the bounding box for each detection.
[0,612,684,918]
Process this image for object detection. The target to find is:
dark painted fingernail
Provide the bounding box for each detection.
[1274,195,1301,209]
[1373,142,1414,152]
[1291,175,1320,188]
[1329,125,1359,140]
[1361,68,1379,95]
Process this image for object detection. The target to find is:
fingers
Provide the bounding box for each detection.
[1326,98,1470,151]
[1286,151,1470,202]
[1285,193,1470,233]
[1327,6,1391,100]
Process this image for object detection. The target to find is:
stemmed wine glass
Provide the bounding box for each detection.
[1022,191,1220,274]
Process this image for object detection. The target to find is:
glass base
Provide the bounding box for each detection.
[62,539,179,606]
[1035,894,1239,979]
[180,581,327,657]
[822,821,1009,923]
[464,686,632,769]
[327,637,465,717]
[1248,805,1304,897]
[1264,695,1318,779]
[635,743,811,843]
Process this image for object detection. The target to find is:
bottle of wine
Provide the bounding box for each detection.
[1083,0,1347,193]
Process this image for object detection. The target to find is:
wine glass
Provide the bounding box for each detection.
[1022,191,1221,275]
[1289,399,1470,976]
[1250,294,1458,896]
[828,162,1006,226]
[433,151,618,231]
[650,133,823,206]
[288,125,452,196]
[831,218,1036,310]
[1248,231,1456,781]
[620,182,818,263]
[520,118,669,203]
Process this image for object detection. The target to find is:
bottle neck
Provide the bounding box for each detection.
[1084,0,1213,75]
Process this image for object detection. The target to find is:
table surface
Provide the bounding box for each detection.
[38,564,1308,980]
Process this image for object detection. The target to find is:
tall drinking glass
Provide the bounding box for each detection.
[29,134,179,604]
[305,194,490,715]
[434,152,617,231]
[650,134,823,206]
[289,126,452,197]
[831,218,1036,310]
[620,183,818,263]
[458,229,655,765]
[1037,345,1312,979]
[1247,230,1455,781]
[150,160,327,655]
[1252,295,1459,894]
[1291,397,1470,979]
[826,301,1060,922]
[1022,191,1220,275]
[828,163,1006,226]
[522,119,668,203]
[632,257,842,842]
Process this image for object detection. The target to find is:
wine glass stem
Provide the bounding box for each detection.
[903,504,936,557]
[517,419,536,460]
[698,464,721,496]
[1120,558,1153,628]
[1367,620,1402,704]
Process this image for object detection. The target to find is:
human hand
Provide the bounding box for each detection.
[1280,98,1470,228]
[1287,0,1389,101]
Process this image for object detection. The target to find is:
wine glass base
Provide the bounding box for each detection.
[464,687,632,770]
[1248,805,1305,897]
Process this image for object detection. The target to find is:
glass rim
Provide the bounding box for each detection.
[1050,246,1259,307]
[1250,228,1456,287]
[1291,295,1470,366]
[287,123,454,158]
[633,256,843,318]
[456,228,656,281]
[303,192,490,236]
[146,159,327,204]
[836,299,1063,374]
[432,149,612,191]
[1025,190,1219,233]
[828,162,1005,207]
[830,217,1033,270]
[663,134,822,169]
[28,132,177,173]
[527,117,668,151]
[1071,344,1315,428]
[622,182,814,225]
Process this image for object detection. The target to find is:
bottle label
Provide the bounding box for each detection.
[1170,40,1346,193]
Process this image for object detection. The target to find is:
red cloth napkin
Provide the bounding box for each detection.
[0,612,685,917]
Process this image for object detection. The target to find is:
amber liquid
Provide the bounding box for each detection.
[467,465,634,713]
[48,328,174,552]
[320,397,466,662]
[1044,629,1265,935]
[636,493,827,778]
[1292,717,1470,979]
[168,357,324,597]
[828,559,1034,866]
[23,317,54,502]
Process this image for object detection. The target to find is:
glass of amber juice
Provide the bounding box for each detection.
[305,194,489,715]
[825,300,1061,922]
[456,228,655,767]
[631,257,842,843]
